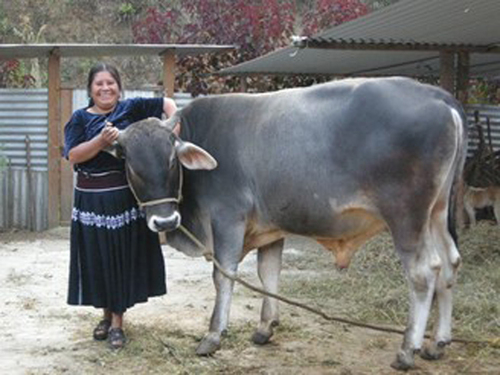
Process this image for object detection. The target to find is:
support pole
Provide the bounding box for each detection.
[160,50,176,244]
[439,51,455,95]
[240,76,247,92]
[456,51,470,104]
[162,50,176,98]
[60,88,74,225]
[48,49,61,229]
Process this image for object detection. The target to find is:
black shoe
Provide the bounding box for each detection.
[93,319,111,341]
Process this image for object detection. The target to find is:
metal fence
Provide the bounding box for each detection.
[0,89,48,230]
[0,87,498,231]
[467,104,500,157]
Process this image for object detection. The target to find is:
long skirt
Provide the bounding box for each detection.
[67,171,166,313]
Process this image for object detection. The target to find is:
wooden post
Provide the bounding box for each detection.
[240,76,247,92]
[162,50,175,98]
[160,50,176,244]
[439,51,455,95]
[60,88,74,225]
[456,51,470,104]
[48,49,61,229]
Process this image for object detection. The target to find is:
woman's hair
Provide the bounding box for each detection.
[87,62,123,106]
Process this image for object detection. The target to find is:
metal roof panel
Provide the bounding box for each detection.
[221,0,500,77]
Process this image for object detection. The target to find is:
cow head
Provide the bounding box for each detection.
[107,117,217,232]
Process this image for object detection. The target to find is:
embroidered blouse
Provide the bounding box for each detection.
[63,97,164,173]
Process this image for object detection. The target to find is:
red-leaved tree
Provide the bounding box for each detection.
[0,59,36,88]
[132,0,369,94]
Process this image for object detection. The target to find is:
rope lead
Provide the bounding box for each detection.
[176,225,497,347]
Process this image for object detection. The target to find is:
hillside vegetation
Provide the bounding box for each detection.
[0,0,397,91]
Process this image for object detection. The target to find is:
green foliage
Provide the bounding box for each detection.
[117,3,138,23]
[468,79,500,104]
[0,10,12,40]
[0,60,36,88]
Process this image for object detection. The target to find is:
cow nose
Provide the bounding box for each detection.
[150,213,180,232]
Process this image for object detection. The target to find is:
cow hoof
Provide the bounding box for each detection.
[196,333,221,356]
[252,320,278,345]
[420,343,445,361]
[252,331,271,345]
[390,350,415,371]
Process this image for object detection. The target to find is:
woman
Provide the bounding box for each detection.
[63,62,177,349]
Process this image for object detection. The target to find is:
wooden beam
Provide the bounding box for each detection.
[456,51,470,104]
[48,48,61,229]
[60,88,74,225]
[162,51,176,98]
[440,51,455,94]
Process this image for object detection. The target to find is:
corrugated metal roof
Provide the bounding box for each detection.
[0,43,235,60]
[221,0,500,77]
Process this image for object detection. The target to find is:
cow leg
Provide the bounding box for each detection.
[390,225,441,371]
[493,200,500,226]
[252,239,284,345]
[421,207,461,360]
[464,201,476,226]
[196,219,245,356]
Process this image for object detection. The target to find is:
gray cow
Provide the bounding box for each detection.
[108,77,467,370]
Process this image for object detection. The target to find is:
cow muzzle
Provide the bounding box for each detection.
[148,212,181,232]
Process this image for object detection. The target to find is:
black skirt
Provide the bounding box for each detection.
[68,171,166,313]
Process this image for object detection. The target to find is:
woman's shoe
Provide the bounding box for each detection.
[108,327,126,350]
[93,319,111,341]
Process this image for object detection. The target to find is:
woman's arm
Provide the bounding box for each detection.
[163,97,180,135]
[68,123,119,165]
[163,97,178,118]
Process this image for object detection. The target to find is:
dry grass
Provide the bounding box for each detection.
[25,221,497,374]
[280,221,500,343]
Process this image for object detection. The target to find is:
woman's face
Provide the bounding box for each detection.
[90,71,120,112]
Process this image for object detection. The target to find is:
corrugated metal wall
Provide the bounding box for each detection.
[467,104,500,156]
[0,88,191,231]
[0,88,48,170]
[0,87,498,232]
[0,89,48,231]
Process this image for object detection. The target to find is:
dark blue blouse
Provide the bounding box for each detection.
[63,97,164,173]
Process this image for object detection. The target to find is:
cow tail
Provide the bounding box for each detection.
[448,105,468,246]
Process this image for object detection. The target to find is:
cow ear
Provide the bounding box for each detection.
[175,141,217,170]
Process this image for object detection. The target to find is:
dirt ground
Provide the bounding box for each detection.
[0,226,498,375]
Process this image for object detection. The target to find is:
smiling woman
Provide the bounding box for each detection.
[88,69,121,114]
[63,62,177,351]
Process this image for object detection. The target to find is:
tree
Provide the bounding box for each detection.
[132,0,369,94]
[0,60,36,88]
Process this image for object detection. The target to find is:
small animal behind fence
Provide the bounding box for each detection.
[463,185,500,226]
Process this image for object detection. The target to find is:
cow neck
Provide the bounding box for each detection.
[125,160,183,209]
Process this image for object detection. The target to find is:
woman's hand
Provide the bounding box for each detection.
[100,122,119,145]
[68,122,119,164]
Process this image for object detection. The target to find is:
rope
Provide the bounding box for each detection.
[177,225,498,347]
[126,160,183,209]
